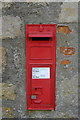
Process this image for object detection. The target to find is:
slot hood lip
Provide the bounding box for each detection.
[28,34,53,37]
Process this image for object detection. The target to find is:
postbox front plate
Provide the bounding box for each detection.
[26,24,56,110]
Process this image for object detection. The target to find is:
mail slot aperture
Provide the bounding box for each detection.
[31,37,50,41]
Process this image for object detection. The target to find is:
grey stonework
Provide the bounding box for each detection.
[2,2,78,118]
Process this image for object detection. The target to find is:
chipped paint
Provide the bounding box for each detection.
[60,60,71,65]
[58,26,72,34]
[60,47,76,55]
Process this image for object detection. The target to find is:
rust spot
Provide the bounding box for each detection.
[60,60,71,65]
[60,47,75,55]
[58,26,72,34]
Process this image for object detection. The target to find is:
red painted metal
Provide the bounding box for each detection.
[26,24,56,110]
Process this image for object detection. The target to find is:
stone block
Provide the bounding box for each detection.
[2,2,12,8]
[2,15,22,38]
[0,47,6,73]
[59,2,78,22]
[2,83,16,100]
[61,74,78,105]
[2,107,13,118]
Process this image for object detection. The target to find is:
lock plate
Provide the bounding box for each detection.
[31,95,37,99]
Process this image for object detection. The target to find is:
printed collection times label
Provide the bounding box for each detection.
[32,67,50,79]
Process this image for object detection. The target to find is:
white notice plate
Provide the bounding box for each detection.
[32,67,50,79]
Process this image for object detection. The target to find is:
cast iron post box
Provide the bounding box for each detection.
[26,24,56,110]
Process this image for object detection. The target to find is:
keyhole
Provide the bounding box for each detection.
[35,88,37,90]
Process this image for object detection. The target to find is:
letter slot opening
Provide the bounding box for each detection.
[31,37,51,41]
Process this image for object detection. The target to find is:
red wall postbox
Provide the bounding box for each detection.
[26,24,56,110]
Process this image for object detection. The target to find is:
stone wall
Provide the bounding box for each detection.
[1,2,78,118]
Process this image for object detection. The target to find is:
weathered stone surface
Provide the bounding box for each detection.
[0,2,2,10]
[0,107,2,120]
[0,47,6,73]
[60,47,76,55]
[2,3,12,8]
[58,26,72,34]
[0,2,2,38]
[59,2,78,22]
[2,15,22,38]
[2,107,13,118]
[2,3,78,119]
[62,79,77,97]
[0,83,2,99]
[60,60,71,65]
[2,83,16,100]
[2,0,79,2]
[0,83,2,119]
[62,74,78,106]
[2,0,13,2]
